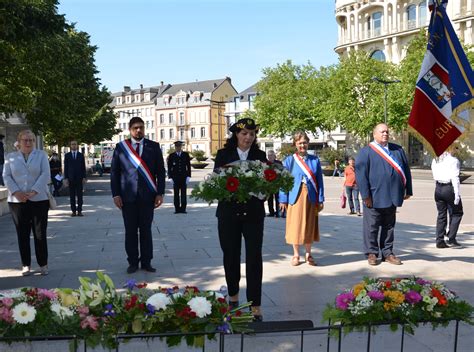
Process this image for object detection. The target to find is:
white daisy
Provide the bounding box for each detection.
[12,302,36,324]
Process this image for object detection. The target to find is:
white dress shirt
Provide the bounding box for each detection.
[3,149,51,203]
[431,152,461,202]
[237,147,249,161]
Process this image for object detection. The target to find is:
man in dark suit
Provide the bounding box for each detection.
[167,141,191,214]
[64,140,87,216]
[356,123,412,266]
[0,133,5,186]
[110,117,166,274]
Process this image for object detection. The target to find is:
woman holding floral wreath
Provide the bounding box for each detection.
[214,118,267,322]
[279,131,325,266]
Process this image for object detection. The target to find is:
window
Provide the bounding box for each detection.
[372,12,382,36]
[169,128,174,139]
[126,96,131,103]
[248,94,256,109]
[179,112,185,125]
[160,129,165,140]
[150,120,154,128]
[179,127,184,140]
[116,97,122,104]
[168,113,174,123]
[200,127,206,138]
[160,114,164,124]
[233,96,240,110]
[146,121,150,129]
[151,133,155,141]
[135,95,140,102]
[419,1,427,27]
[407,5,416,29]
[370,50,386,62]
[191,127,196,138]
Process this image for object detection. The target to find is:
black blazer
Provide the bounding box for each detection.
[167,151,191,179]
[214,146,267,221]
[64,151,86,180]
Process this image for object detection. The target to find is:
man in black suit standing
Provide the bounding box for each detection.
[110,117,166,273]
[64,140,87,216]
[167,141,191,214]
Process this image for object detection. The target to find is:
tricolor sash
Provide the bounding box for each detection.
[293,153,318,194]
[369,142,407,186]
[119,140,158,193]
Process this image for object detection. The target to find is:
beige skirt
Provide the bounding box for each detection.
[285,183,320,245]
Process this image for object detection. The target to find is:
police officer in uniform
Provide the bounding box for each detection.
[167,141,191,213]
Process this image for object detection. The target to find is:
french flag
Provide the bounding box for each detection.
[408,0,474,156]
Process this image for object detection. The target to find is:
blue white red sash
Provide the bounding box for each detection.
[369,142,407,186]
[293,153,318,194]
[119,140,158,193]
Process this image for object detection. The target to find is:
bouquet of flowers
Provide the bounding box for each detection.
[191,160,294,203]
[323,277,474,335]
[0,272,254,351]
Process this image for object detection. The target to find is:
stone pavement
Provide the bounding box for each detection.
[0,166,473,351]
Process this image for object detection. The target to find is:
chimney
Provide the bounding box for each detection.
[213,83,217,88]
[160,81,164,86]
[140,84,143,89]
[124,86,131,92]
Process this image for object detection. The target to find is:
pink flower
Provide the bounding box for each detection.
[335,292,355,310]
[38,288,58,300]
[1,298,14,308]
[0,306,13,323]
[80,316,99,330]
[367,290,385,301]
[405,290,422,304]
[77,306,89,318]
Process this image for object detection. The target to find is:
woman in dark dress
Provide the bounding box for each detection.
[214,118,267,321]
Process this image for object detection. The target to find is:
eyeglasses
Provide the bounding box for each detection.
[20,139,34,143]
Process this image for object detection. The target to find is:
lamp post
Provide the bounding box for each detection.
[205,99,225,149]
[372,77,401,124]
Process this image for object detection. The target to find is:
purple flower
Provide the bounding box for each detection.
[124,279,137,291]
[405,290,422,304]
[103,304,115,317]
[416,278,431,286]
[336,292,355,310]
[367,290,385,301]
[216,323,231,333]
[146,304,156,316]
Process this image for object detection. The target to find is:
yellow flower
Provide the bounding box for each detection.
[353,282,365,297]
[58,291,79,307]
[383,290,405,311]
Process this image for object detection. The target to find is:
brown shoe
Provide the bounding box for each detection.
[367,254,378,266]
[385,254,402,265]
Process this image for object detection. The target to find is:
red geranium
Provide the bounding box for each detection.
[264,169,277,182]
[226,176,239,192]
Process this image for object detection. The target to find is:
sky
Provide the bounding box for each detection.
[57,0,339,94]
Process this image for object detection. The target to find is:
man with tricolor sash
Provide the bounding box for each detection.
[356,124,413,266]
[110,117,166,274]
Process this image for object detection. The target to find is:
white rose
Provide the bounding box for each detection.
[188,296,212,318]
[146,293,171,311]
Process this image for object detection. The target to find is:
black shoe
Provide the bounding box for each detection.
[447,240,463,248]
[228,301,239,309]
[436,241,449,249]
[267,213,275,217]
[253,314,263,322]
[127,265,138,274]
[77,212,84,217]
[142,265,156,272]
[181,210,187,214]
[71,212,77,217]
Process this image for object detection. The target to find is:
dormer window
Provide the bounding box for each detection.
[163,95,170,106]
[144,93,150,102]
[126,96,131,104]
[116,97,122,105]
[135,94,140,102]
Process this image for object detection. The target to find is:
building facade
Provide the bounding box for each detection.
[109,78,237,156]
[335,0,473,63]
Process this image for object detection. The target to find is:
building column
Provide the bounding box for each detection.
[354,11,359,41]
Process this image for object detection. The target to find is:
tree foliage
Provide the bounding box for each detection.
[0,0,118,147]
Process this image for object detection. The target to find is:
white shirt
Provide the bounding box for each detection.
[431,152,461,199]
[237,147,249,161]
[131,137,143,156]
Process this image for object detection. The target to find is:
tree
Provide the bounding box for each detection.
[254,60,337,137]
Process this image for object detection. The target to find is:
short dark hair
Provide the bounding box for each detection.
[129,116,144,129]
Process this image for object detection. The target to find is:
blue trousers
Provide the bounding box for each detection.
[363,205,396,258]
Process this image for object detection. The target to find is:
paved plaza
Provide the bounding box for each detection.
[0,166,473,351]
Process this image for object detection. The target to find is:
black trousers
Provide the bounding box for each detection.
[217,216,264,307]
[122,200,155,266]
[267,193,279,216]
[69,179,83,212]
[363,205,396,258]
[9,200,49,267]
[172,177,187,212]
[435,183,463,244]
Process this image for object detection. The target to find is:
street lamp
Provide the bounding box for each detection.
[205,99,225,149]
[372,77,401,124]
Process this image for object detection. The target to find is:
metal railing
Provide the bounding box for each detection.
[0,318,470,352]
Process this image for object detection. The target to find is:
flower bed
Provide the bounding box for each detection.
[0,272,253,350]
[191,160,294,203]
[323,277,474,335]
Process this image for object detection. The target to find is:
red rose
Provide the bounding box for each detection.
[264,169,277,182]
[226,177,239,192]
[384,281,392,288]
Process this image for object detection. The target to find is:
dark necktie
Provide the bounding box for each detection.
[73,152,76,160]
[135,143,140,156]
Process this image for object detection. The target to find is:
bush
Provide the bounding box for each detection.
[278,144,296,160]
[318,147,346,166]
[191,150,207,161]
